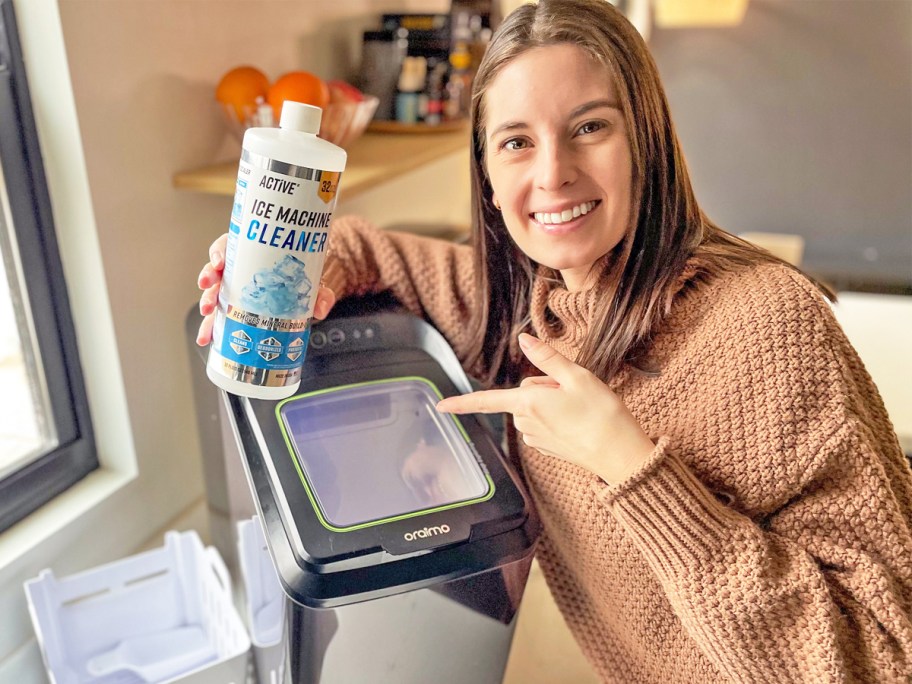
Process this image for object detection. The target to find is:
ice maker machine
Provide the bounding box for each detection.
[221,309,539,684]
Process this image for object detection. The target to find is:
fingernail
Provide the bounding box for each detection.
[210,250,223,268]
[518,333,536,351]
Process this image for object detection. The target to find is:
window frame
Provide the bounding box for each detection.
[0,0,96,532]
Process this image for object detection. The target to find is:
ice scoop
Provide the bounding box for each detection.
[85,625,215,682]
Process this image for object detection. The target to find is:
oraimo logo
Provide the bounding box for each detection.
[403,524,451,542]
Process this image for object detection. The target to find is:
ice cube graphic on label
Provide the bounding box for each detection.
[287,337,304,361]
[241,254,313,317]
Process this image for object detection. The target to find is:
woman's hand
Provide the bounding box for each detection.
[436,333,655,485]
[195,233,338,346]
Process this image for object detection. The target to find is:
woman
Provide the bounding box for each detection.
[198,0,912,680]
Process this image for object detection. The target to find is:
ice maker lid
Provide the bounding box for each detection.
[276,377,493,532]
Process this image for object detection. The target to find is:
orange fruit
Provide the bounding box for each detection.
[216,66,269,123]
[267,71,330,120]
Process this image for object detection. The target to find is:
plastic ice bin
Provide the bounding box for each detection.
[24,530,251,684]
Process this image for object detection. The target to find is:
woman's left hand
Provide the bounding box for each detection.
[436,333,655,485]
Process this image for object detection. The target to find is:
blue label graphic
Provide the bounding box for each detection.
[219,316,311,371]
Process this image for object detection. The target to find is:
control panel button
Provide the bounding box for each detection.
[328,328,346,345]
[310,331,327,349]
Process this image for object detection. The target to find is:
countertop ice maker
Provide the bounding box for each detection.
[219,300,540,684]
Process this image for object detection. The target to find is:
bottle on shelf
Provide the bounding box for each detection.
[424,60,449,126]
[445,40,472,120]
[395,56,427,124]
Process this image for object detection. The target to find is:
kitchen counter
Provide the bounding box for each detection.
[172,125,471,201]
[831,292,912,454]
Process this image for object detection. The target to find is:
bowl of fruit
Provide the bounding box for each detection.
[216,66,378,149]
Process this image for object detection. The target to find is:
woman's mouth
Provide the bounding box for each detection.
[531,200,599,226]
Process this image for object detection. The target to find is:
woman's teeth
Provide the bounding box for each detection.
[533,201,596,225]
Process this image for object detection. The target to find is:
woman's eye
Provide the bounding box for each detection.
[502,137,528,151]
[576,120,606,136]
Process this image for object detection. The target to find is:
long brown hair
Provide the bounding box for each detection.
[466,0,825,386]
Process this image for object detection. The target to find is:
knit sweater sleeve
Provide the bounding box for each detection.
[598,267,912,682]
[321,214,482,372]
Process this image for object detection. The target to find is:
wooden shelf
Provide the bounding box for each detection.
[172,125,470,199]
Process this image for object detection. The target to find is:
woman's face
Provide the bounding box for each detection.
[483,43,633,292]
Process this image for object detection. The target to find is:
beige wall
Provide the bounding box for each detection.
[55,0,449,520]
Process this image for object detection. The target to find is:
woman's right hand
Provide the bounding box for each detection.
[196,234,228,346]
[195,233,338,346]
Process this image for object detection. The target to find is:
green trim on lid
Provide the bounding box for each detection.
[275,376,495,533]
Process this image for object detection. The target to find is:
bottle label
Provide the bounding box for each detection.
[210,149,342,388]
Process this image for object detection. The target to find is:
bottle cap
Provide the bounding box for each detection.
[279,101,322,134]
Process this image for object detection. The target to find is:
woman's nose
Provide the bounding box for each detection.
[534,142,576,191]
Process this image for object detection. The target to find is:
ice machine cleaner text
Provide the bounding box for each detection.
[245,195,330,255]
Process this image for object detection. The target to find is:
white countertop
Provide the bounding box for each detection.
[831,292,912,453]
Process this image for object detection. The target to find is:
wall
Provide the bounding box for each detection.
[649,0,912,290]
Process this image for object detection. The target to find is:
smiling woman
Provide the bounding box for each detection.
[482,44,632,291]
[196,0,912,681]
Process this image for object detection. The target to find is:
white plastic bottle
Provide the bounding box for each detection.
[207,101,347,400]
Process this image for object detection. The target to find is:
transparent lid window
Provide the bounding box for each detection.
[278,378,490,528]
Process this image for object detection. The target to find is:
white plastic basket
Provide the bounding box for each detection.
[237,517,286,684]
[24,530,251,684]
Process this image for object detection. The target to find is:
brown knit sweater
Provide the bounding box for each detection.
[323,215,912,683]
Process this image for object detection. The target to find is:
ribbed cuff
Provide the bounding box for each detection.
[596,438,738,580]
[320,257,349,298]
[323,214,366,297]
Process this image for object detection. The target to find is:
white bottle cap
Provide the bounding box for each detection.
[279,101,322,133]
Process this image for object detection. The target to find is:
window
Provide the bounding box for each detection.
[0,0,95,532]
